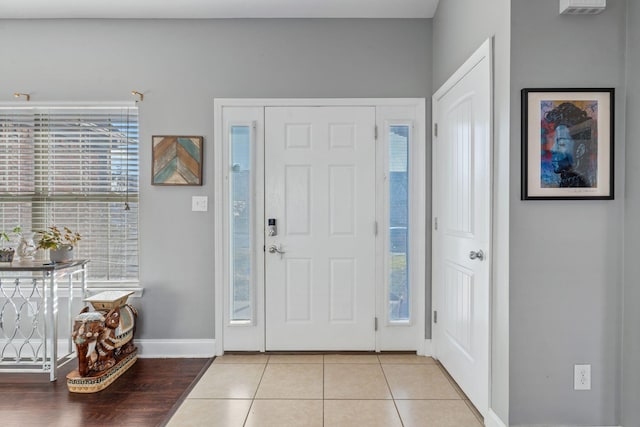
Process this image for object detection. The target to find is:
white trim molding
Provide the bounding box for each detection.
[419,339,432,357]
[0,339,217,360]
[214,98,426,108]
[136,339,216,358]
[485,409,508,427]
[214,98,427,355]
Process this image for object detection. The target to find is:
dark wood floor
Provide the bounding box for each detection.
[0,358,210,427]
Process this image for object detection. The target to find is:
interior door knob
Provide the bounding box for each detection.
[469,250,484,261]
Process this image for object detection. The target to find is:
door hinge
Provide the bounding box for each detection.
[375,317,378,331]
[374,221,378,236]
[433,310,438,324]
[374,125,378,140]
[434,217,438,230]
[434,123,438,137]
[263,245,266,252]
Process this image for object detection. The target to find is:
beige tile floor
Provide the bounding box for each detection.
[167,354,483,427]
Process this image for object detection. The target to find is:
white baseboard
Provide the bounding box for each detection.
[487,411,623,427]
[513,425,621,427]
[0,339,216,360]
[485,409,508,427]
[136,339,216,358]
[420,339,432,356]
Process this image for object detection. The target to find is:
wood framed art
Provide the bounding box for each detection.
[152,135,203,186]
[521,88,614,200]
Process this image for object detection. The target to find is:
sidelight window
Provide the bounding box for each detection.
[388,125,410,322]
[229,125,252,322]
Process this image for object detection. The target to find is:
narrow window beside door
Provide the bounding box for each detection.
[389,125,410,322]
[230,125,252,322]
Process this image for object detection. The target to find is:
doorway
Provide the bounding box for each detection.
[214,99,426,354]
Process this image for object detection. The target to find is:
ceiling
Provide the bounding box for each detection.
[0,0,440,19]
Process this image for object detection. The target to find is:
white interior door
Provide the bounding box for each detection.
[432,41,492,415]
[265,106,376,350]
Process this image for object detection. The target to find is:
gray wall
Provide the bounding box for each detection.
[510,1,626,425]
[432,0,511,423]
[623,1,640,425]
[0,19,432,340]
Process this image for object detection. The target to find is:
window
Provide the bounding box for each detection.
[0,106,139,283]
[388,125,410,322]
[229,125,252,322]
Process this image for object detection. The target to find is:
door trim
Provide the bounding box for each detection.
[214,98,426,355]
[432,39,493,415]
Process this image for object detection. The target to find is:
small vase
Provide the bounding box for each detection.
[50,245,74,263]
[17,232,36,261]
[0,248,15,263]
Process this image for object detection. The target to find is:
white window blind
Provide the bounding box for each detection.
[0,106,139,283]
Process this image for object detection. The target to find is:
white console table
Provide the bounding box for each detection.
[0,260,88,381]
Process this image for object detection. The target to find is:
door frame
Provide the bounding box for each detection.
[213,98,426,355]
[431,39,493,416]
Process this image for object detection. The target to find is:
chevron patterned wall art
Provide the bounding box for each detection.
[152,135,203,185]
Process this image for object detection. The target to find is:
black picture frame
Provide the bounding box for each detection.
[521,88,614,200]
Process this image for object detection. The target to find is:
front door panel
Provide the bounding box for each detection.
[265,106,376,350]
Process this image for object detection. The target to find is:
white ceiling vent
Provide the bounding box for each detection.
[560,0,606,15]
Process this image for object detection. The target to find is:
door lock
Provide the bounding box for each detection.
[267,218,277,236]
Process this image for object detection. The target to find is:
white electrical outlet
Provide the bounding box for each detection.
[191,196,208,212]
[574,364,591,390]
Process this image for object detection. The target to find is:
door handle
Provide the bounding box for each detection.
[268,244,285,259]
[469,250,484,261]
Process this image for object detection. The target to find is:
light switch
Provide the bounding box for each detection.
[192,196,208,212]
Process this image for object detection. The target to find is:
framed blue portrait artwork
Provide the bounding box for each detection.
[521,88,614,200]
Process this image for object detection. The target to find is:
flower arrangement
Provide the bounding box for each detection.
[36,226,81,250]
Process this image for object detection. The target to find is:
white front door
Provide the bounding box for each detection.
[264,106,376,350]
[432,41,492,415]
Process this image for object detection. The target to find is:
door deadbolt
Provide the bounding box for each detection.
[267,218,277,236]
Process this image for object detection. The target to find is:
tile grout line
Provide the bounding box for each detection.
[378,356,406,427]
[242,355,270,427]
[322,354,325,427]
[204,354,477,426]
